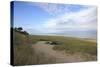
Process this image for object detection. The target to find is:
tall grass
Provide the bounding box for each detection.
[13,32,97,65]
[31,35,97,55]
[52,37,97,55]
[13,31,56,66]
[29,35,97,56]
[30,35,97,61]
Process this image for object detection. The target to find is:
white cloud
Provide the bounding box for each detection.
[43,6,97,33]
[33,3,62,16]
[33,3,88,16]
[27,2,97,35]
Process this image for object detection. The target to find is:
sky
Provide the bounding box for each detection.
[13,1,97,38]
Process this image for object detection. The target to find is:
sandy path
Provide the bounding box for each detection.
[32,41,85,63]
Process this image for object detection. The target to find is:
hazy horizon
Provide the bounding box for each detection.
[13,1,97,39]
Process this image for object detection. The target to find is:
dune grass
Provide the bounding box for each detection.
[29,35,97,56]
[53,38,97,55]
[13,31,36,65]
[13,31,97,65]
[13,31,56,66]
[30,35,97,61]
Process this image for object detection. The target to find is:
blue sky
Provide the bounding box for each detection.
[13,1,97,38]
[14,1,53,28]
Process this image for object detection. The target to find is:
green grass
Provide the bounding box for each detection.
[29,35,97,56]
[13,31,36,65]
[13,31,56,66]
[33,35,97,55]
[30,35,97,61]
[53,38,97,55]
[13,31,97,65]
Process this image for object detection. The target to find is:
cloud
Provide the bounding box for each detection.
[27,2,97,34]
[33,3,88,16]
[43,6,97,33]
[33,3,61,16]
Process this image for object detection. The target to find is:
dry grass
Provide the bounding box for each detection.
[13,32,97,65]
[13,31,56,66]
